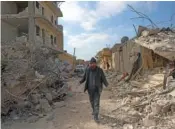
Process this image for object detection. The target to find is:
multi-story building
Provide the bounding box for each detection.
[1,1,64,51]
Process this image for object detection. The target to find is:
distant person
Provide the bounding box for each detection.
[79,57,108,123]
[107,62,110,70]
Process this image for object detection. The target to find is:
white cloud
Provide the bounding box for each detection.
[67,32,117,59]
[60,1,158,59]
[63,30,67,36]
[60,1,133,31]
[95,1,127,18]
[68,33,109,48]
[60,1,158,31]
[60,2,84,22]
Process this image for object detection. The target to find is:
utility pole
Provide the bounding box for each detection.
[73,48,76,70]
[73,48,76,57]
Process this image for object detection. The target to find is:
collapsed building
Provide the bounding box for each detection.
[111,26,175,75]
[1,1,74,121]
[1,1,63,49]
[135,26,175,66]
[105,26,175,129]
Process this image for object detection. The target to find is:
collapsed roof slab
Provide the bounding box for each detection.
[135,30,175,61]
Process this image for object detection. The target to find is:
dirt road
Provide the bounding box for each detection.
[2,77,118,129]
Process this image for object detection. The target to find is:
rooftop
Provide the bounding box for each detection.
[135,26,175,61]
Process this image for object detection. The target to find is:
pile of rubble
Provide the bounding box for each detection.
[135,26,175,61]
[1,39,72,122]
[106,68,175,129]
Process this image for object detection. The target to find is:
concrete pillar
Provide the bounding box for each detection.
[28,1,35,44]
[58,32,63,51]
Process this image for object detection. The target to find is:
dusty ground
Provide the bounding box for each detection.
[2,77,118,129]
[2,71,175,129]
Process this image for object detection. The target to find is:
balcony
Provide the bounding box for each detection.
[56,25,63,32]
[44,1,63,17]
[35,14,63,33]
[35,4,63,33]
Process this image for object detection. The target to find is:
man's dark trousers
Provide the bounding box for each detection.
[88,86,101,117]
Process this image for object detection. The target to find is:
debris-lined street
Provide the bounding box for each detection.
[2,69,175,129]
[1,1,175,129]
[2,76,113,129]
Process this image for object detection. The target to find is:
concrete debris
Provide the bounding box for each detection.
[151,103,161,115]
[143,115,156,127]
[106,67,175,128]
[28,116,40,123]
[35,104,41,111]
[1,39,72,122]
[45,93,53,103]
[39,99,52,113]
[16,36,28,42]
[35,71,45,79]
[70,109,78,113]
[29,93,40,105]
[10,110,20,120]
[123,124,133,129]
[135,27,175,61]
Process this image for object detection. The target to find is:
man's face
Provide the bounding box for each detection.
[90,62,96,69]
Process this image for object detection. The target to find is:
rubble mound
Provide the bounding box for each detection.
[135,26,175,61]
[105,69,175,129]
[1,40,72,122]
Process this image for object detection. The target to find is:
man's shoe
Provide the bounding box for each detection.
[94,115,100,123]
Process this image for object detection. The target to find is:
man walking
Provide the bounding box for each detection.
[79,57,108,123]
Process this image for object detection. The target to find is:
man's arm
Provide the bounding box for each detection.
[101,69,109,87]
[79,68,87,84]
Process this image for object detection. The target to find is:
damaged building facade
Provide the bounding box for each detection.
[111,26,175,74]
[1,1,77,117]
[111,39,140,73]
[1,1,63,51]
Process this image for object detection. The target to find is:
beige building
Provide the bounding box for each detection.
[95,48,112,70]
[59,51,76,66]
[1,1,64,51]
[111,40,141,73]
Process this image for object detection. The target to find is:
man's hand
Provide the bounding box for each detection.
[79,80,83,85]
[105,83,109,87]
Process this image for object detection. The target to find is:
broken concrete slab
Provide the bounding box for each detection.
[45,93,53,102]
[39,99,52,113]
[151,102,161,115]
[123,124,133,129]
[30,93,41,105]
[143,115,156,127]
[135,27,175,61]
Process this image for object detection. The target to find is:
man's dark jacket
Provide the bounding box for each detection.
[80,66,108,92]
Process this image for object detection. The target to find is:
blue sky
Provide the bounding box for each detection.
[59,1,175,60]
